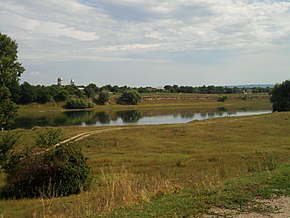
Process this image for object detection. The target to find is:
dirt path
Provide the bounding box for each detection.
[204,196,290,218]
[53,127,129,148]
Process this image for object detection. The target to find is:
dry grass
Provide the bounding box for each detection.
[28,168,180,218]
[0,111,289,217]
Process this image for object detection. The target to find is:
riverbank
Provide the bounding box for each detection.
[18,93,271,114]
[0,111,289,217]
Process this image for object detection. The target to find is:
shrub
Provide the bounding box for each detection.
[64,98,94,109]
[270,80,290,112]
[0,129,91,199]
[217,95,228,102]
[0,131,20,167]
[98,91,110,105]
[54,89,69,102]
[118,90,141,105]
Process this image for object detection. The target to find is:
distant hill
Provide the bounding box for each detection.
[226,84,274,88]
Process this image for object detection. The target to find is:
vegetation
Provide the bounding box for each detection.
[110,164,290,217]
[5,81,272,107]
[0,33,24,129]
[118,90,141,105]
[64,98,94,109]
[217,95,228,102]
[270,80,290,112]
[0,129,91,199]
[97,90,110,105]
[0,87,18,129]
[0,112,289,217]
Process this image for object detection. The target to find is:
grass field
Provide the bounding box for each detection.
[18,93,271,114]
[0,110,289,217]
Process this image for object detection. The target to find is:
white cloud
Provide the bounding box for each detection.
[1,0,290,62]
[1,0,290,85]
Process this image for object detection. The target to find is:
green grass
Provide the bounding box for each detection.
[108,164,290,217]
[0,111,289,217]
[18,93,271,114]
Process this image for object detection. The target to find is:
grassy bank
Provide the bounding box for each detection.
[0,112,289,217]
[18,93,271,114]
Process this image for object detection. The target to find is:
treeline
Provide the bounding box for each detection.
[10,82,272,105]
[163,85,272,94]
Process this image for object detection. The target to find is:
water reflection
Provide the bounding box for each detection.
[116,110,141,123]
[13,107,271,129]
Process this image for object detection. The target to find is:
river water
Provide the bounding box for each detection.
[13,107,271,129]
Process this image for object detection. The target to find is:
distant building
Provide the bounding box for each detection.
[70,78,75,86]
[77,85,85,91]
[57,77,63,86]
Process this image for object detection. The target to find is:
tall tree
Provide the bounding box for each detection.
[0,86,18,129]
[270,80,290,112]
[0,33,25,129]
[0,33,25,90]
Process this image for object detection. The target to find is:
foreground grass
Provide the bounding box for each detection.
[108,164,290,217]
[0,112,289,217]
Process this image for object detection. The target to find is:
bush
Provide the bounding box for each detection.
[118,90,141,105]
[64,98,94,109]
[0,129,91,199]
[217,95,228,102]
[54,89,69,102]
[270,80,290,112]
[0,132,20,167]
[98,91,110,105]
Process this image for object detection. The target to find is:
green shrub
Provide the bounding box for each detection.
[0,129,91,199]
[217,95,228,102]
[118,90,141,105]
[98,91,110,105]
[64,98,94,109]
[0,131,19,167]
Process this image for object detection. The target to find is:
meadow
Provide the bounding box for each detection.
[18,93,271,113]
[0,107,289,217]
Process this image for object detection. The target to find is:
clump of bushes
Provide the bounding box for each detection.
[97,90,110,105]
[64,98,94,109]
[0,129,91,199]
[118,90,141,105]
[217,95,228,102]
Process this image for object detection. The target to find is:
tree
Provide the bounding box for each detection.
[54,88,70,102]
[0,33,24,129]
[0,86,18,129]
[0,33,25,91]
[1,129,91,199]
[19,82,35,104]
[118,90,141,105]
[84,83,98,98]
[270,80,290,112]
[98,90,110,104]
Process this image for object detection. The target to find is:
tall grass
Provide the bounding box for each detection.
[0,112,289,217]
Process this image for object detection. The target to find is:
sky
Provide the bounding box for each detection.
[1,0,290,87]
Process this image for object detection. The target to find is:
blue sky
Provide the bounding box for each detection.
[1,0,290,86]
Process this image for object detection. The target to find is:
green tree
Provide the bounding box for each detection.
[0,86,18,129]
[1,129,91,199]
[0,33,24,129]
[98,90,110,105]
[118,90,141,105]
[19,82,35,104]
[270,80,290,112]
[0,33,25,91]
[84,83,98,98]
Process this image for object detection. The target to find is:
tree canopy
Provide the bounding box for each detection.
[0,33,25,90]
[270,80,290,112]
[0,33,24,129]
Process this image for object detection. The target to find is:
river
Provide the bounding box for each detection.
[13,107,271,129]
